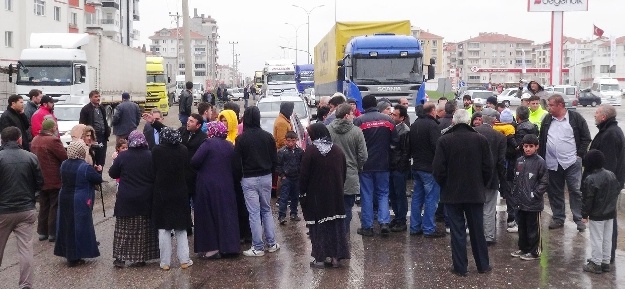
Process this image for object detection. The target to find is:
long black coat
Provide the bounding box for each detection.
[589,117,625,187]
[0,107,31,151]
[474,124,506,190]
[151,143,190,230]
[109,147,154,217]
[432,123,493,204]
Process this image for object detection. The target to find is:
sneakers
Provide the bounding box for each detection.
[243,247,266,257]
[548,220,564,230]
[576,222,586,232]
[507,221,516,228]
[380,224,390,237]
[510,250,524,257]
[267,243,281,253]
[445,227,450,234]
[38,234,48,241]
[357,228,374,237]
[583,261,603,274]
[519,253,540,260]
[278,216,287,225]
[290,215,301,221]
[181,260,193,269]
[507,225,519,233]
[601,263,612,272]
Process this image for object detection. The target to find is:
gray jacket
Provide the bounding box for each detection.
[179,90,193,116]
[0,142,43,214]
[112,100,141,136]
[24,101,38,122]
[328,118,368,195]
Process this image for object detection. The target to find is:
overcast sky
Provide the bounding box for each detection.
[134,0,624,78]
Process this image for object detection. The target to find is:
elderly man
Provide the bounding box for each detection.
[538,94,591,231]
[433,109,493,276]
[589,104,625,263]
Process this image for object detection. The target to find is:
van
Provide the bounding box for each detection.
[592,78,622,106]
[547,85,578,99]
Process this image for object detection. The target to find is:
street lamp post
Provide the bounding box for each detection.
[285,23,306,64]
[292,4,325,64]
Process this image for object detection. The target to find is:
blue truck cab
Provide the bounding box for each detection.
[295,64,314,94]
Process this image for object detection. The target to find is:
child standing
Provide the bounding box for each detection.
[111,139,128,186]
[276,131,304,225]
[582,149,621,274]
[510,134,548,261]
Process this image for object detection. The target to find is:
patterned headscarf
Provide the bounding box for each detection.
[67,141,87,159]
[159,127,181,145]
[127,130,148,148]
[206,121,228,139]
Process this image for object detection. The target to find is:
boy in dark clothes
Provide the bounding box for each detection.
[276,131,304,224]
[511,134,548,261]
[582,149,621,274]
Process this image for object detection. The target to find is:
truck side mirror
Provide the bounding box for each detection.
[430,57,436,65]
[427,65,435,80]
[167,76,171,83]
[8,64,13,83]
[337,60,344,67]
[337,67,345,81]
[80,65,86,82]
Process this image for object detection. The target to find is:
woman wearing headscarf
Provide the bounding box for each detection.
[300,123,349,268]
[218,109,239,144]
[69,124,97,168]
[191,121,240,259]
[108,131,159,268]
[151,127,193,270]
[54,141,102,267]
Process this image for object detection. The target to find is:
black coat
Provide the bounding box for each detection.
[538,109,591,159]
[143,123,158,150]
[151,143,190,230]
[589,118,625,187]
[512,153,548,212]
[475,124,506,190]
[432,123,493,204]
[0,107,32,151]
[582,168,621,221]
[108,147,154,217]
[409,114,440,172]
[79,103,111,138]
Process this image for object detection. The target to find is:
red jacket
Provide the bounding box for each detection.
[30,131,67,190]
[31,106,57,137]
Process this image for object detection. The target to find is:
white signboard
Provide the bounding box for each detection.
[528,0,588,12]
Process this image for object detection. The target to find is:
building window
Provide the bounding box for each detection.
[468,75,480,80]
[34,0,45,16]
[194,47,206,52]
[194,71,206,76]
[179,71,185,75]
[70,12,77,26]
[53,6,60,21]
[600,65,616,73]
[85,12,96,25]
[179,63,185,69]
[5,0,13,11]
[5,31,13,47]
[195,63,206,69]
[432,40,437,46]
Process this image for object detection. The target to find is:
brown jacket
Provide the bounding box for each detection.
[273,113,292,150]
[30,131,68,190]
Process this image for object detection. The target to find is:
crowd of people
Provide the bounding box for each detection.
[0,79,624,288]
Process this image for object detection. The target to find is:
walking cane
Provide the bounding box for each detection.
[96,183,106,217]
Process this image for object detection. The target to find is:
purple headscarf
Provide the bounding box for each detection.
[127,130,148,148]
[206,121,228,139]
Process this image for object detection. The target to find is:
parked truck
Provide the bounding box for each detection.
[145,56,171,115]
[314,21,434,110]
[295,64,314,94]
[263,59,298,96]
[8,33,146,122]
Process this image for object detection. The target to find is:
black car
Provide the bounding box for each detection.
[578,91,601,107]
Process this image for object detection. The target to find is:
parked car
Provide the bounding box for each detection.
[497,88,521,107]
[456,86,485,97]
[228,87,244,101]
[456,90,494,107]
[546,85,579,99]
[578,90,602,107]
[257,95,311,132]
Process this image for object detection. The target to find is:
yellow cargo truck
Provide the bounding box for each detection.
[145,56,171,115]
[314,21,434,109]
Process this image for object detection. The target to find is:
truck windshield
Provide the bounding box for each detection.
[298,72,314,82]
[601,84,620,91]
[17,64,73,86]
[147,74,167,83]
[354,57,423,84]
[267,72,295,83]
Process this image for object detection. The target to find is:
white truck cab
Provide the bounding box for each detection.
[592,78,621,106]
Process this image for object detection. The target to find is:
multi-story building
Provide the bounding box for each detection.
[216,65,242,88]
[85,0,140,46]
[189,8,219,88]
[412,28,444,79]
[454,32,534,86]
[442,42,457,78]
[578,36,625,88]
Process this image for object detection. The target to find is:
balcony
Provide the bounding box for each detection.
[131,29,140,40]
[86,0,102,4]
[101,19,119,25]
[102,0,120,9]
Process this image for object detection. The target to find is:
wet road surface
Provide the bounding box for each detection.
[2,105,625,289]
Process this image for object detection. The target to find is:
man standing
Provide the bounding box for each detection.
[30,119,67,242]
[235,106,280,256]
[409,102,444,238]
[474,108,506,245]
[30,95,58,137]
[528,96,548,131]
[353,95,398,237]
[399,97,411,126]
[0,95,32,151]
[79,90,110,169]
[111,92,141,142]
[179,82,194,126]
[328,104,368,233]
[0,126,43,289]
[589,104,625,263]
[438,102,456,132]
[389,104,410,232]
[538,94,591,231]
[273,102,293,150]
[432,109,493,276]
[24,89,42,122]
[143,108,163,150]
[323,93,346,125]
[243,84,250,109]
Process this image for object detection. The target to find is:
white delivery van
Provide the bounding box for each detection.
[592,78,622,106]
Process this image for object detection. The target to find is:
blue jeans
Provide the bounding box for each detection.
[410,170,440,234]
[359,171,391,229]
[389,171,409,225]
[241,174,276,251]
[343,195,356,233]
[179,114,189,127]
[278,177,299,218]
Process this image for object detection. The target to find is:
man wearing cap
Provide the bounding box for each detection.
[24,89,43,122]
[30,95,58,138]
[112,92,141,141]
[520,93,531,107]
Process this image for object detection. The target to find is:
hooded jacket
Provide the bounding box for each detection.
[516,80,551,99]
[589,117,625,187]
[218,109,239,145]
[512,153,548,212]
[328,118,368,195]
[514,120,539,157]
[31,105,57,137]
[235,107,278,178]
[274,102,294,149]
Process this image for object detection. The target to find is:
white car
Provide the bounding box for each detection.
[54,104,84,148]
[497,88,521,107]
[257,95,311,132]
[227,88,244,101]
[456,90,494,107]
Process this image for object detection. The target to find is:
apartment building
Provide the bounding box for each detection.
[216,65,241,88]
[85,0,141,47]
[454,32,534,86]
[578,36,625,88]
[412,28,444,79]
[442,42,457,78]
[189,9,219,87]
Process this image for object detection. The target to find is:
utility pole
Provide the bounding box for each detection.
[168,11,182,77]
[234,53,240,87]
[182,0,192,83]
[292,5,325,64]
[229,41,238,87]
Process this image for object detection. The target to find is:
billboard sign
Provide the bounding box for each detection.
[528,0,588,12]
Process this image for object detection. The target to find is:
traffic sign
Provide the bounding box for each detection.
[470,66,478,73]
[459,81,466,87]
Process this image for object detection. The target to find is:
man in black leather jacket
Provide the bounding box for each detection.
[389,104,411,232]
